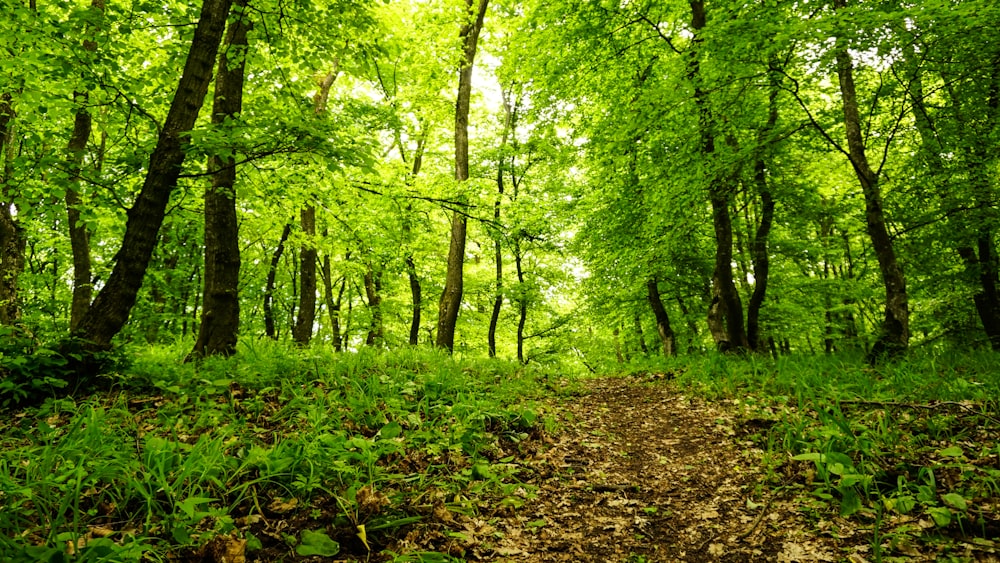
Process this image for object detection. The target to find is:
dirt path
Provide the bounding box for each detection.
[478,377,861,562]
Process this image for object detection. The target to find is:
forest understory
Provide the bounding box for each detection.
[5,347,998,563]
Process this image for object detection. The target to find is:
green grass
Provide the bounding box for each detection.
[654,349,1000,560]
[0,342,564,562]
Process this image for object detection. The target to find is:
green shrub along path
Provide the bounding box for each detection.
[1,345,999,562]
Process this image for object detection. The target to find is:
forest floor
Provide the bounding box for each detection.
[386,375,996,563]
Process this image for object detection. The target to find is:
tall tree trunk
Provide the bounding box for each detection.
[488,91,514,357]
[72,0,234,349]
[403,126,427,346]
[514,239,527,363]
[436,0,489,352]
[363,265,383,346]
[0,92,24,326]
[65,0,105,331]
[833,0,909,361]
[292,205,317,345]
[264,221,292,339]
[190,0,249,359]
[746,62,780,351]
[688,0,747,352]
[646,278,677,357]
[291,68,339,347]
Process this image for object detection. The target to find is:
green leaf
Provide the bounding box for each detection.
[296,529,340,557]
[938,446,964,458]
[379,421,402,440]
[839,487,861,517]
[177,496,215,519]
[941,493,968,511]
[792,452,823,462]
[928,506,952,527]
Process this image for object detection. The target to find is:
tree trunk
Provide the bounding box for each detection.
[64,0,104,331]
[488,89,515,357]
[436,0,489,352]
[646,278,677,357]
[403,127,427,346]
[190,0,249,359]
[833,0,909,361]
[72,0,234,349]
[363,265,383,346]
[292,205,317,345]
[264,221,292,339]
[406,253,421,345]
[689,0,748,352]
[0,92,24,326]
[514,239,527,363]
[746,62,780,351]
[291,69,339,347]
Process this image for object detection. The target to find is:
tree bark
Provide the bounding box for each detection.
[646,278,677,357]
[488,91,514,357]
[746,62,780,351]
[833,0,909,361]
[292,205,317,345]
[0,92,24,326]
[264,221,292,339]
[190,0,249,359]
[436,0,489,352]
[64,0,105,331]
[688,0,748,352]
[291,69,339,347]
[403,126,427,346]
[72,0,234,348]
[363,265,383,346]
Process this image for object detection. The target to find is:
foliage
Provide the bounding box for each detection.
[0,342,559,561]
[660,350,1000,554]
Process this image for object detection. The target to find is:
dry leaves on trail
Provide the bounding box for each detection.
[477,377,849,562]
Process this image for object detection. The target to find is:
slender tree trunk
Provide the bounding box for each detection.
[0,92,24,326]
[833,0,909,361]
[514,239,527,363]
[72,0,234,349]
[190,0,249,359]
[746,63,780,351]
[264,221,292,339]
[403,127,427,346]
[488,94,514,357]
[363,265,383,346]
[292,68,339,346]
[65,0,104,331]
[646,278,677,357]
[292,206,317,345]
[689,0,747,352]
[436,0,489,352]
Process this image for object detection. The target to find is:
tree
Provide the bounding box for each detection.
[830,0,908,361]
[190,0,251,358]
[72,0,234,349]
[436,0,490,352]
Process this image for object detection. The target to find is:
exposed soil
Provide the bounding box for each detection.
[467,376,860,562]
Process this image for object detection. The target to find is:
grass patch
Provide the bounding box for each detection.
[656,350,1000,560]
[0,342,563,562]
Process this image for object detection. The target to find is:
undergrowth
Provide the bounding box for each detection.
[0,341,567,562]
[656,350,1000,561]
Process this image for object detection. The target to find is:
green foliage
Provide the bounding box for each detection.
[0,343,551,560]
[663,350,1000,552]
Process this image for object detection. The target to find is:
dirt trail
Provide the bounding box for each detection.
[481,377,859,562]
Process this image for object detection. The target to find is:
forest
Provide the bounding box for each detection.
[1,0,1000,561]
